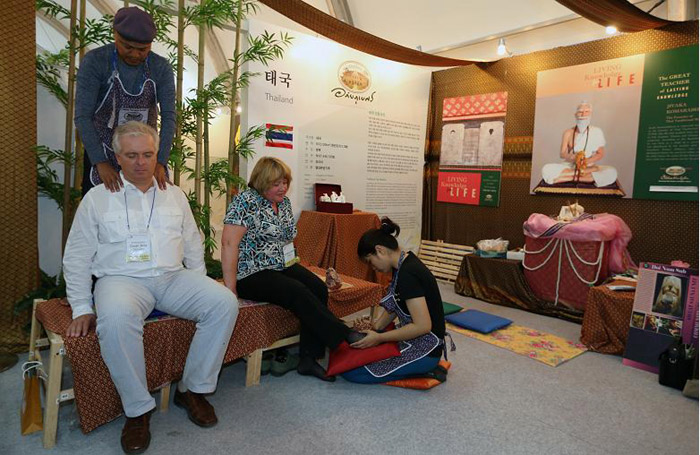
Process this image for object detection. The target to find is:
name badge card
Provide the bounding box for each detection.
[118,108,149,125]
[126,233,152,262]
[283,242,298,267]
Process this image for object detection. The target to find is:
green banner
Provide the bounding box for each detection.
[634,45,699,200]
[479,170,501,206]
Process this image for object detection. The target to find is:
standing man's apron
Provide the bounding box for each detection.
[84,50,158,189]
[364,252,442,378]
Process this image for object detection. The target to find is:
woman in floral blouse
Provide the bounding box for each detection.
[222,157,362,381]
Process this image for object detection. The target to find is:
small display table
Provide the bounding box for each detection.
[295,210,390,284]
[580,280,636,355]
[455,254,583,323]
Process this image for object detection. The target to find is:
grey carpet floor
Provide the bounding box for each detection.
[2,282,697,455]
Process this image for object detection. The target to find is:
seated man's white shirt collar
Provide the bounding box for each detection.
[120,171,157,194]
[62,176,206,318]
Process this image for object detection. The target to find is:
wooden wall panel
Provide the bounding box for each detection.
[0,0,38,351]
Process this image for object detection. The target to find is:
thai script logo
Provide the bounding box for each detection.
[331,61,376,104]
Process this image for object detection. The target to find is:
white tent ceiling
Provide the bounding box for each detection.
[36,0,695,69]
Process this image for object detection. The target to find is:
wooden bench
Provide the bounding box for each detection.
[27,266,381,448]
[418,240,474,284]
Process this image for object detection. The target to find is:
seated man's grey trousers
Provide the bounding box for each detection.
[94,269,238,417]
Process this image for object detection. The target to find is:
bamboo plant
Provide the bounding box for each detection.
[34,0,292,270]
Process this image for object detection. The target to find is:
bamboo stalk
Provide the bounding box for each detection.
[203,102,211,260]
[173,0,185,185]
[226,0,243,206]
[73,0,87,192]
[194,1,207,204]
[61,0,79,251]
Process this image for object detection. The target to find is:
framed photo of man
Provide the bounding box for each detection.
[530,46,698,200]
[530,54,644,198]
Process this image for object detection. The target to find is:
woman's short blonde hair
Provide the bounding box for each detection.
[248,157,292,193]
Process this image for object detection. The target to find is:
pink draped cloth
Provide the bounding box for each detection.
[523,213,634,273]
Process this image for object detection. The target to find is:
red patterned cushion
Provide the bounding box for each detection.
[327,341,400,376]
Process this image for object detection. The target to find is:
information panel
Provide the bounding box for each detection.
[244,20,431,251]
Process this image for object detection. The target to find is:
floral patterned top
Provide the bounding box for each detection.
[223,188,297,280]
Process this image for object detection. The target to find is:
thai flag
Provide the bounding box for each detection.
[265,124,293,149]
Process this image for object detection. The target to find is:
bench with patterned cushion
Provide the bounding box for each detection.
[29,265,381,445]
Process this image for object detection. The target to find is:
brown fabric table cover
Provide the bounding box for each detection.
[35,266,381,433]
[580,280,636,355]
[295,210,391,285]
[454,254,583,323]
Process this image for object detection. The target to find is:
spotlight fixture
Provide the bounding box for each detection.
[497,38,507,56]
[236,105,242,114]
[605,25,617,34]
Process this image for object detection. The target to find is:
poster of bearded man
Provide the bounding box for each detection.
[653,274,686,318]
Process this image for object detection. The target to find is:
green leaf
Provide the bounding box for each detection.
[36,0,70,19]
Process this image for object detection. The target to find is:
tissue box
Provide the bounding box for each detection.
[475,238,509,258]
[314,183,353,214]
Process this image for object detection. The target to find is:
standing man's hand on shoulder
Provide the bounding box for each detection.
[66,314,96,337]
[154,163,170,190]
[96,162,123,192]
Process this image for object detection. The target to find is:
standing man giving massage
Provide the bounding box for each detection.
[75,6,175,195]
[63,122,238,454]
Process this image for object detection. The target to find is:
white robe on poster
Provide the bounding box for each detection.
[541,126,618,186]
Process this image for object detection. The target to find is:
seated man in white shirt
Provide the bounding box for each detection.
[541,102,618,187]
[63,121,238,454]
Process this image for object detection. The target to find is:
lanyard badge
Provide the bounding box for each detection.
[126,233,152,262]
[124,189,156,263]
[283,242,299,267]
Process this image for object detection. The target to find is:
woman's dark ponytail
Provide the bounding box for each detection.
[357,217,400,257]
[379,218,400,237]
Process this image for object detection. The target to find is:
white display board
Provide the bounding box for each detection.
[244,19,431,252]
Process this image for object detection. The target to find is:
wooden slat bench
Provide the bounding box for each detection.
[418,240,474,284]
[28,265,381,448]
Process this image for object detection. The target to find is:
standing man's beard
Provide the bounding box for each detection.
[576,117,590,132]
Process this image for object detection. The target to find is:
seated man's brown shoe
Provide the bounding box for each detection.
[121,410,152,454]
[173,389,218,427]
